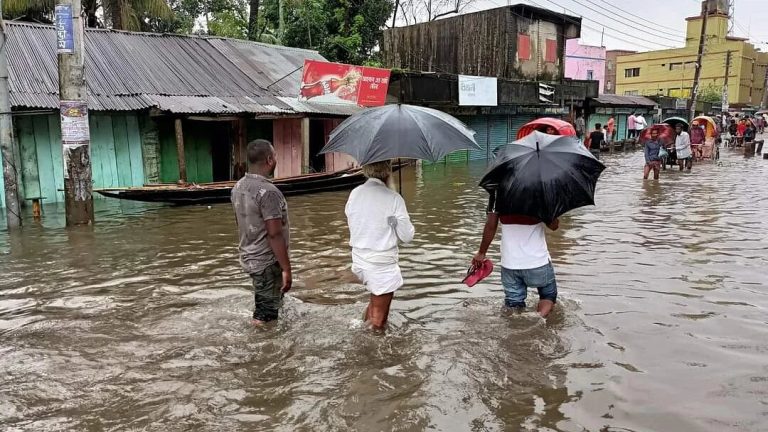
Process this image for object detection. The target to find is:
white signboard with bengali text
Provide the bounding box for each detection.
[458,75,497,106]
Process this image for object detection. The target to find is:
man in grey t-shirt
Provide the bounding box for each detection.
[231,140,292,325]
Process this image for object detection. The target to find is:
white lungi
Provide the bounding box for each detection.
[351,248,403,296]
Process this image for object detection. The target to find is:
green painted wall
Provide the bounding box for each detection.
[0,112,145,208]
[158,120,216,184]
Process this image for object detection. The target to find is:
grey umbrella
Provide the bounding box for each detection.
[319,104,480,165]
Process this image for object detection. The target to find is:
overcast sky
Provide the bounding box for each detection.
[466,0,768,52]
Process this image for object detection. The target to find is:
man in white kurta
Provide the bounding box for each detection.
[345,161,414,329]
[675,123,693,171]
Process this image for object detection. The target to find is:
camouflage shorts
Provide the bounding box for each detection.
[250,262,283,322]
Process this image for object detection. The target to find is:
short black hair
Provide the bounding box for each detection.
[595,123,602,128]
[247,139,274,165]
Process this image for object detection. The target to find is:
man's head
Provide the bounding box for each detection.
[651,128,659,140]
[675,124,683,134]
[362,160,392,182]
[247,139,277,176]
[595,123,602,130]
[545,126,557,134]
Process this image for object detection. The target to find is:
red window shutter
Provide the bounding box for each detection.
[518,34,531,60]
[545,39,558,63]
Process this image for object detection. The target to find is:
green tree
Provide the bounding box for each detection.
[2,0,173,30]
[262,0,393,64]
[699,82,724,104]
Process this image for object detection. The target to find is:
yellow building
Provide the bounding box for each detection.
[616,1,768,108]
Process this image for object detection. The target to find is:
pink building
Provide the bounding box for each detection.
[565,39,606,93]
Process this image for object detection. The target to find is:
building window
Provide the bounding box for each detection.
[518,34,531,60]
[606,80,612,90]
[607,61,613,71]
[545,39,557,63]
[669,61,695,71]
[624,90,639,96]
[624,68,640,78]
[586,70,594,80]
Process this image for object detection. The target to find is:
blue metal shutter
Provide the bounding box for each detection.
[508,114,538,143]
[488,115,510,159]
[467,116,489,161]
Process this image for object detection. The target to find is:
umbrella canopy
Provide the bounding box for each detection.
[480,131,605,224]
[663,117,689,131]
[516,118,577,140]
[638,124,676,147]
[319,104,480,165]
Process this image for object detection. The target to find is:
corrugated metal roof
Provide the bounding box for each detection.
[592,94,658,107]
[4,22,346,115]
[276,97,364,116]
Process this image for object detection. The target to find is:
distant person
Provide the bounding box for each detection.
[744,122,756,142]
[728,119,738,146]
[574,113,586,141]
[634,113,648,136]
[606,115,615,143]
[627,112,637,139]
[737,119,747,145]
[675,124,692,171]
[643,128,663,180]
[544,125,557,135]
[345,160,414,330]
[586,123,604,159]
[473,192,560,318]
[231,139,292,325]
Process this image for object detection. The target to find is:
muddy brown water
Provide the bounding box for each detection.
[1,149,767,431]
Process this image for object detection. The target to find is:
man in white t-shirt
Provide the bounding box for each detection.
[472,190,560,318]
[635,113,648,133]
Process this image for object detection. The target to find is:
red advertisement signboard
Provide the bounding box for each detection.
[299,60,390,107]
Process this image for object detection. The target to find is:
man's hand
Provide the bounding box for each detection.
[472,252,486,268]
[387,216,398,228]
[281,270,293,293]
[547,218,560,231]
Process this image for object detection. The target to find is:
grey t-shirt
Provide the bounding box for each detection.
[231,173,290,274]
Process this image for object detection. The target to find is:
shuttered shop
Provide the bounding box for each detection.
[467,117,490,161]
[509,114,538,141]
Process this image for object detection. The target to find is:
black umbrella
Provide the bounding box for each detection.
[480,131,605,224]
[319,104,480,165]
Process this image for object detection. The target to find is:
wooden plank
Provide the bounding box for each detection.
[32,115,57,203]
[159,120,179,183]
[126,115,145,186]
[92,114,119,188]
[47,114,65,202]
[16,116,41,199]
[112,115,134,187]
[87,115,104,192]
[174,118,187,182]
[194,123,213,183]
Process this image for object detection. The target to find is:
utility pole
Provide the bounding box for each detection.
[761,62,768,109]
[690,1,708,122]
[56,0,94,225]
[0,0,22,229]
[723,50,731,113]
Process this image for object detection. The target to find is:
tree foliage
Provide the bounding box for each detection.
[2,0,172,30]
[698,82,724,104]
[3,0,394,65]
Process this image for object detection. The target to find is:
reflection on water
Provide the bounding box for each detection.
[1,148,767,431]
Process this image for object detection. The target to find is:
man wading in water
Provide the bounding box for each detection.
[345,161,415,330]
[473,191,560,318]
[231,140,292,325]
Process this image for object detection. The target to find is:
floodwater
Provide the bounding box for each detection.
[1,148,767,431]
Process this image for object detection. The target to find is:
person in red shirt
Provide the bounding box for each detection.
[737,120,747,146]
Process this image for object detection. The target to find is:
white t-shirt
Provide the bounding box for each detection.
[634,115,647,130]
[501,223,551,270]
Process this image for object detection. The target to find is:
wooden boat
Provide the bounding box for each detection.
[96,168,366,205]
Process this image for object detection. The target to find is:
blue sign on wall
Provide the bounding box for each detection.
[55,4,74,54]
